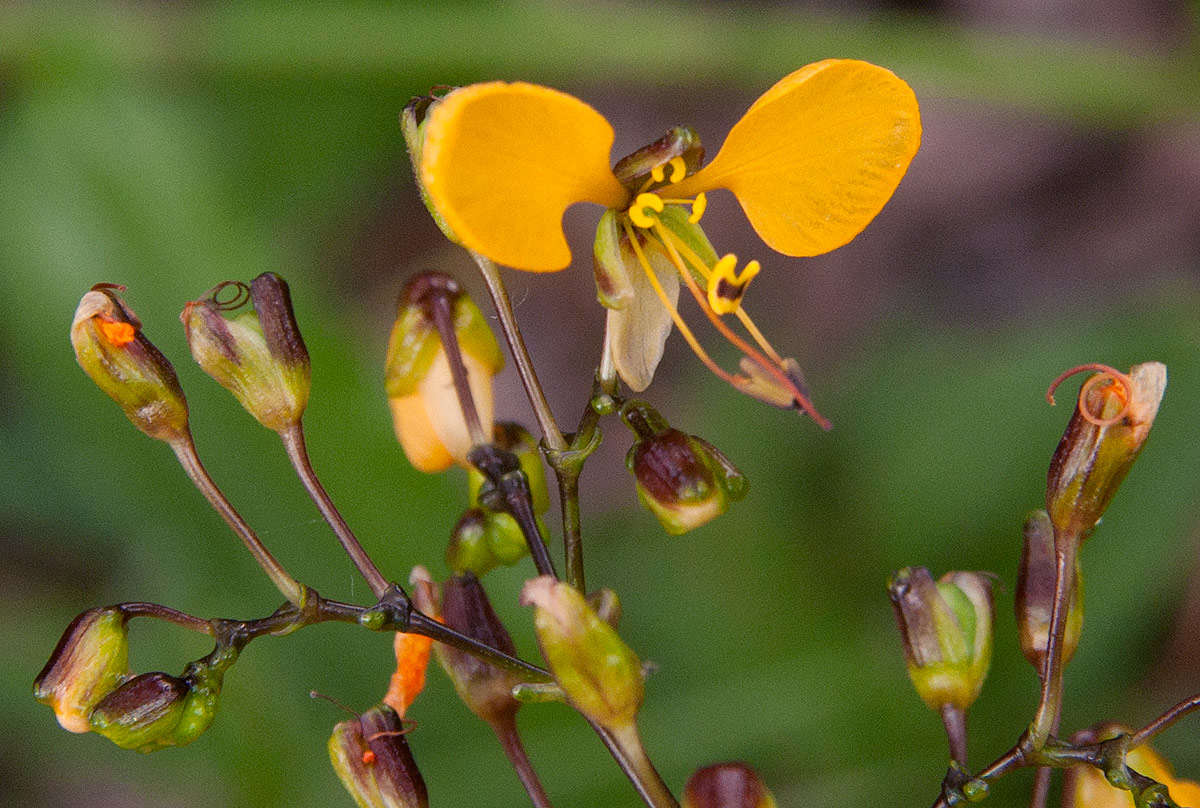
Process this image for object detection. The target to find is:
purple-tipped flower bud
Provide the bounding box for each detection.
[888,567,994,712]
[1045,362,1166,541]
[328,704,428,808]
[436,573,524,726]
[181,273,311,432]
[683,762,777,808]
[468,422,550,515]
[384,272,504,472]
[521,576,644,731]
[1015,510,1084,672]
[71,285,189,442]
[622,401,747,535]
[88,661,225,753]
[34,607,130,733]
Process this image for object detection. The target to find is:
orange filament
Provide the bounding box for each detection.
[1045,363,1134,427]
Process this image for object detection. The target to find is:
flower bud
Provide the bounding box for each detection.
[401,92,458,245]
[1046,362,1166,541]
[888,567,994,712]
[329,703,428,808]
[611,126,704,194]
[384,272,504,472]
[445,507,540,577]
[88,661,224,752]
[621,401,747,535]
[468,422,550,515]
[1015,509,1084,672]
[435,573,524,726]
[683,762,777,808]
[182,273,311,432]
[520,576,643,731]
[71,285,189,442]
[34,607,130,733]
[1063,726,1200,808]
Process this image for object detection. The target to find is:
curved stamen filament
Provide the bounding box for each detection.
[628,193,665,228]
[1045,363,1134,427]
[650,156,687,185]
[647,221,830,428]
[620,220,742,392]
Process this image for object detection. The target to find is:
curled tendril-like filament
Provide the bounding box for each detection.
[207,280,252,312]
[1045,363,1134,427]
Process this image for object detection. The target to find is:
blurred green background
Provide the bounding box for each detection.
[3,2,1199,806]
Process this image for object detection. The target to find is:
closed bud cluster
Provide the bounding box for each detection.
[34,607,130,733]
[683,762,777,808]
[888,566,994,713]
[329,703,428,808]
[384,272,504,472]
[521,576,644,731]
[621,400,747,535]
[71,285,189,442]
[88,660,225,753]
[1015,509,1084,672]
[182,273,311,432]
[434,573,524,726]
[1046,362,1166,541]
[1063,726,1200,808]
[445,507,545,577]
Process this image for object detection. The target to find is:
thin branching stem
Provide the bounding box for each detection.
[169,433,305,606]
[1132,694,1200,747]
[492,714,555,808]
[279,423,390,598]
[596,722,680,808]
[1030,536,1080,746]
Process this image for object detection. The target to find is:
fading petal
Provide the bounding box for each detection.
[420,82,628,272]
[671,59,921,258]
[607,244,679,392]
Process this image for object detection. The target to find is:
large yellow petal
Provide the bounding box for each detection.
[670,59,921,258]
[420,82,628,272]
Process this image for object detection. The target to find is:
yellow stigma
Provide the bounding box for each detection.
[706,255,761,315]
[629,193,665,228]
[650,156,687,185]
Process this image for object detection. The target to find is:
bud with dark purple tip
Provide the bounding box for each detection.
[328,703,428,808]
[683,762,777,808]
[88,660,225,753]
[34,607,130,733]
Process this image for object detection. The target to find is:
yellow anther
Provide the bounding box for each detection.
[688,192,707,224]
[628,192,665,228]
[706,255,761,315]
[649,156,687,185]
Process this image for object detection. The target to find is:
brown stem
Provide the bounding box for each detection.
[425,286,487,447]
[941,704,968,765]
[1029,535,1080,746]
[278,423,390,597]
[1132,693,1200,747]
[492,713,554,808]
[1029,766,1053,808]
[597,721,680,808]
[168,434,305,606]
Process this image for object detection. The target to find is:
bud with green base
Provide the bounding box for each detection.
[182,273,311,433]
[34,607,130,733]
[329,703,428,808]
[88,650,234,753]
[621,400,747,535]
[684,762,777,808]
[71,285,189,442]
[888,566,994,714]
[1016,509,1084,673]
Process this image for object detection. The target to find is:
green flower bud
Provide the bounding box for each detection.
[468,423,550,516]
[520,576,644,731]
[435,573,524,726]
[384,272,504,473]
[888,567,994,713]
[182,273,311,432]
[329,704,428,808]
[34,607,130,733]
[445,508,544,577]
[622,401,747,535]
[1016,510,1084,672]
[89,661,224,753]
[683,762,777,808]
[71,285,189,442]
[401,92,458,245]
[611,126,704,194]
[1046,362,1166,541]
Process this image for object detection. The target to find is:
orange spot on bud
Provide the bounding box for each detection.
[97,318,136,347]
[361,749,376,765]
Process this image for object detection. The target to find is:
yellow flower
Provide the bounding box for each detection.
[417,60,920,424]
